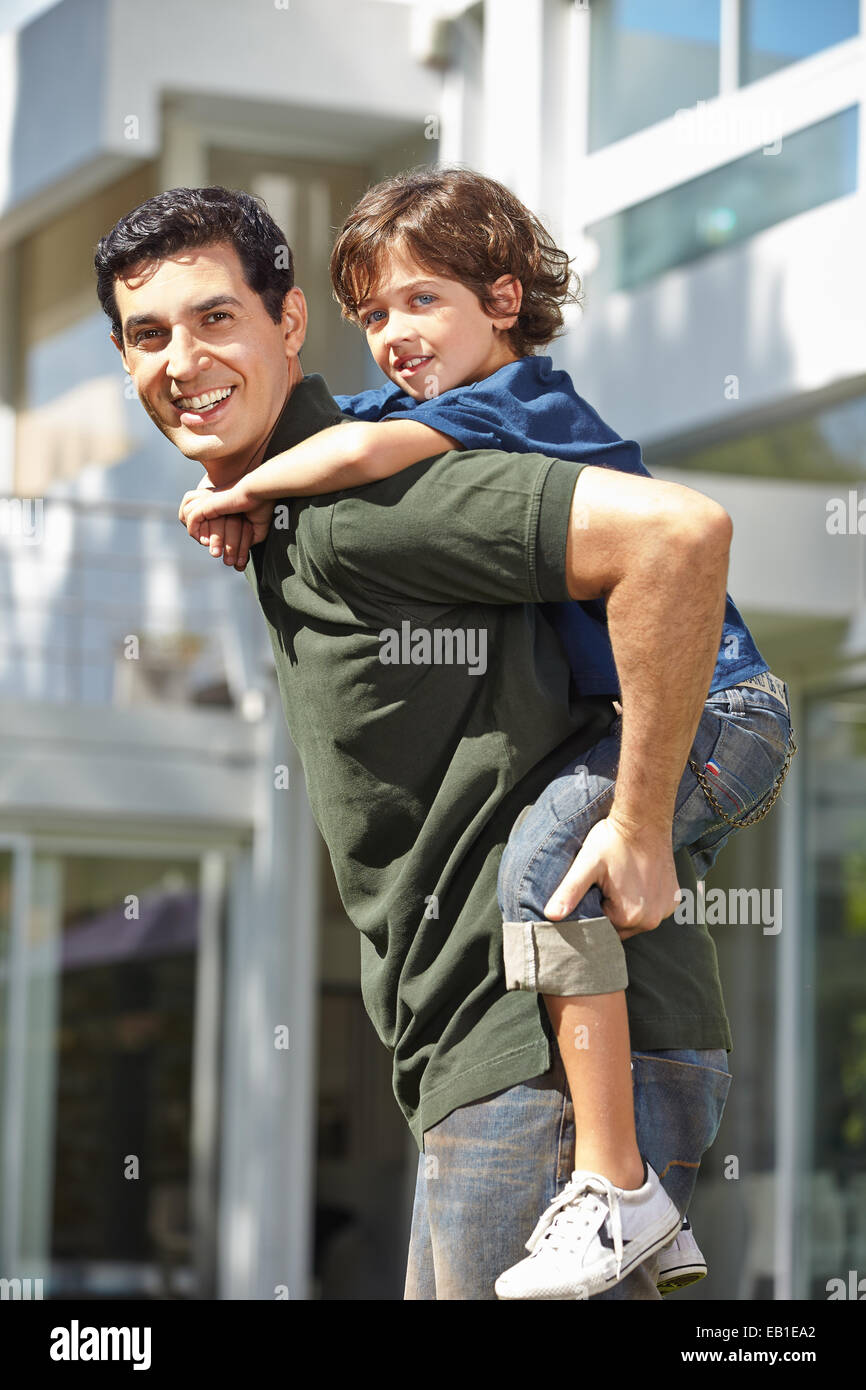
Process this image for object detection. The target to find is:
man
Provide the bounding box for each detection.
[95,186,733,1300]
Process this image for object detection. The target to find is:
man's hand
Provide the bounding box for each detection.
[542,815,681,942]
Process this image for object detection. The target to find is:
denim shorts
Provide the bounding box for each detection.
[499,675,793,996]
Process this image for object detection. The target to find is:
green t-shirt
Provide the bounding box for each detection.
[246,374,731,1151]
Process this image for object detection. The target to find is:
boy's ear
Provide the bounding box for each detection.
[488,275,523,329]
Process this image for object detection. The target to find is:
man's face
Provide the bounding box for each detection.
[112,242,306,477]
[357,244,520,400]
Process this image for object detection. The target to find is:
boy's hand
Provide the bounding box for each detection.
[180,481,251,528]
[542,815,682,941]
[178,483,275,568]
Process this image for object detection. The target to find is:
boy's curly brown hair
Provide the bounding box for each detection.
[329,166,581,358]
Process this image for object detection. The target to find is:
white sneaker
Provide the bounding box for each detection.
[494,1160,682,1300]
[656,1215,707,1294]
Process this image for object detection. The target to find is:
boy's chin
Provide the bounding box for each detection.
[392,379,427,401]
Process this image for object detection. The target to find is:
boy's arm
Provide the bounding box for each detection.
[179,419,461,539]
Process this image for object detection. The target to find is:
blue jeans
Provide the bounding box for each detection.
[404,1038,731,1299]
[498,679,793,995]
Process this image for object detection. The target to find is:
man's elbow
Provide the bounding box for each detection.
[702,500,733,560]
[678,495,732,564]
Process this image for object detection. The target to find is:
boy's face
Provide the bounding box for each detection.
[111,242,306,481]
[357,244,521,399]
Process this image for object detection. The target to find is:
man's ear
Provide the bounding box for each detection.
[110,330,129,370]
[282,287,307,358]
[488,275,523,330]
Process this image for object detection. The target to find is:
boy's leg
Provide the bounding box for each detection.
[403,1036,731,1299]
[403,1037,663,1300]
[498,729,646,1187]
[498,705,741,1186]
[494,715,737,1295]
[543,989,643,1189]
[592,1046,731,1300]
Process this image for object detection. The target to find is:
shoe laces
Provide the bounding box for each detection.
[526,1172,624,1278]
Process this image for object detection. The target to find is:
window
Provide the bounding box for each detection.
[588,0,860,153]
[207,149,374,391]
[587,107,858,294]
[740,0,859,86]
[651,389,866,484]
[589,0,721,151]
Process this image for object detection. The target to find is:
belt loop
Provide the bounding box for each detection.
[735,671,788,710]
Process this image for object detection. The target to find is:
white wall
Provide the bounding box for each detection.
[0,0,441,224]
[560,193,866,446]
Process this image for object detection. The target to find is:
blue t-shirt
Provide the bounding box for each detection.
[335,356,767,697]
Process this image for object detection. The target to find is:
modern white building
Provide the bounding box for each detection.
[0,0,863,1301]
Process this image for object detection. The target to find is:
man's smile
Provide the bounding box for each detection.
[171,384,237,423]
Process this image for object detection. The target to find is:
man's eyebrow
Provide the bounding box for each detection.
[122,295,244,339]
[190,294,244,315]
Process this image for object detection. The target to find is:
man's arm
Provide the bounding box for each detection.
[543,464,731,937]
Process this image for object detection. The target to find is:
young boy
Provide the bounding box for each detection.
[180,167,796,1299]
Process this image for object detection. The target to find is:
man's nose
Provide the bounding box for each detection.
[166,326,209,381]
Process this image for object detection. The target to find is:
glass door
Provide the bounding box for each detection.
[0,845,225,1299]
[802,687,866,1298]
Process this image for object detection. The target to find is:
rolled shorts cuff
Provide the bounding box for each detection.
[502,915,628,995]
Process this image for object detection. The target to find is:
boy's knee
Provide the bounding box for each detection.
[497,765,615,923]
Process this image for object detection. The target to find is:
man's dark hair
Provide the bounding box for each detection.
[95,186,294,341]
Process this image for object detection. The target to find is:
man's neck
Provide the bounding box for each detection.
[205,356,304,490]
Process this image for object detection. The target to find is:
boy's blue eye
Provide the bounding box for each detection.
[414,294,436,305]
[364,310,386,327]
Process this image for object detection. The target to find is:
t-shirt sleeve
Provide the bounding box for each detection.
[323,449,583,610]
[385,389,513,452]
[333,383,411,421]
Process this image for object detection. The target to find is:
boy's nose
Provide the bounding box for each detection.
[384,312,415,347]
